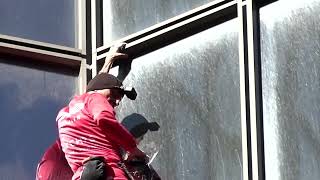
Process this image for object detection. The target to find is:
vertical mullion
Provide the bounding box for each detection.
[91,0,97,77]
[78,59,88,94]
[77,0,87,94]
[96,0,104,48]
[246,0,259,179]
[85,0,93,83]
[247,0,265,179]
[238,0,250,180]
[78,0,87,54]
[240,0,265,179]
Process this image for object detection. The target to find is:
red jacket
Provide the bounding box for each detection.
[36,139,73,180]
[56,92,137,179]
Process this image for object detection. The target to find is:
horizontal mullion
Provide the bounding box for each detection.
[0,34,84,57]
[256,0,278,7]
[0,42,82,69]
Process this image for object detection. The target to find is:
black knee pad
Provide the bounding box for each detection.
[80,157,106,180]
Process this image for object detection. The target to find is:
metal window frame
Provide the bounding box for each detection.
[0,34,83,67]
[86,0,104,78]
[238,0,268,180]
[96,0,104,48]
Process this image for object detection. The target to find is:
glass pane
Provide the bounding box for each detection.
[0,0,75,47]
[0,60,77,180]
[115,19,241,180]
[103,0,212,44]
[260,1,320,180]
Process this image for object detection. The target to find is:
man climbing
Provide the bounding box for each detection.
[56,42,148,180]
[36,44,129,180]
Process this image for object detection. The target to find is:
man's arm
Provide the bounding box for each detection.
[87,93,137,151]
[99,43,128,74]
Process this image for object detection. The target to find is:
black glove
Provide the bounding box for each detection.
[81,156,106,180]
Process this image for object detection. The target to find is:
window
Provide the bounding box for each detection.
[261,0,320,179]
[116,19,241,179]
[0,0,76,47]
[103,0,215,44]
[0,61,77,179]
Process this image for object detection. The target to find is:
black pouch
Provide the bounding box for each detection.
[119,159,161,180]
[80,156,106,180]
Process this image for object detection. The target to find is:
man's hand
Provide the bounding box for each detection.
[99,43,129,74]
[109,43,126,54]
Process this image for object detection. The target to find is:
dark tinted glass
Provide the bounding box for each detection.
[261,0,320,179]
[0,0,75,47]
[116,20,241,179]
[0,60,77,179]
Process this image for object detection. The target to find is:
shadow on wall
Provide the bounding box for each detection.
[0,82,62,180]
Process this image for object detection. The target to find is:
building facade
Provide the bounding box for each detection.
[0,0,319,179]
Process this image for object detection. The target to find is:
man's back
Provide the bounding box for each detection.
[57,92,136,179]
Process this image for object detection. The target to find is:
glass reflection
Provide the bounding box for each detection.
[0,61,77,180]
[115,19,241,180]
[261,0,320,180]
[0,0,75,47]
[103,0,212,44]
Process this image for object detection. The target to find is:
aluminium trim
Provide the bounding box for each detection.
[76,0,88,94]
[91,0,97,77]
[238,1,249,180]
[0,42,82,68]
[239,0,266,179]
[76,0,87,53]
[246,0,265,179]
[246,1,260,179]
[0,34,83,57]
